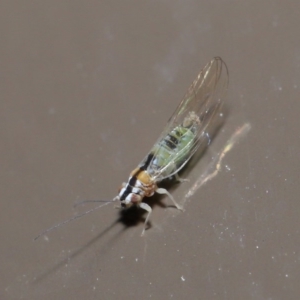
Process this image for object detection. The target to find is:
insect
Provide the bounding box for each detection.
[35,57,228,240]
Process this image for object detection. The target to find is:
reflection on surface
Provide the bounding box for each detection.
[184,123,251,200]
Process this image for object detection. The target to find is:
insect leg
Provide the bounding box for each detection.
[204,132,211,145]
[156,188,184,211]
[174,173,189,183]
[139,202,152,236]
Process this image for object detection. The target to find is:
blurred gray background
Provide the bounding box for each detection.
[1,1,300,299]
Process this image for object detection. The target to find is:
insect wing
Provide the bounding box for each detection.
[141,57,229,180]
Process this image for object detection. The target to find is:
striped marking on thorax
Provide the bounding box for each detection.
[120,153,154,200]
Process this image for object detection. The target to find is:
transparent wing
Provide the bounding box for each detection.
[140,57,229,181]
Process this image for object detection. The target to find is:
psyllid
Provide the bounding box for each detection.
[35,57,228,240]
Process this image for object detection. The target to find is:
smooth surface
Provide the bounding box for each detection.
[1,1,300,299]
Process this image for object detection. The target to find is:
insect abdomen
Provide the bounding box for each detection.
[151,126,195,175]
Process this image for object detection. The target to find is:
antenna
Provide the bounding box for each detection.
[73,199,110,208]
[34,200,116,241]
